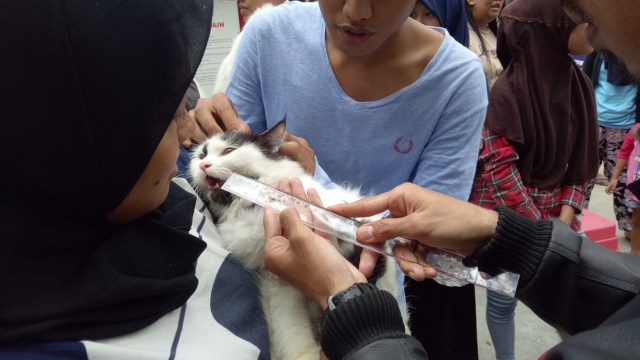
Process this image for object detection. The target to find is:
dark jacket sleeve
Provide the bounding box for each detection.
[582,50,640,124]
[472,206,640,334]
[582,50,601,84]
[320,290,427,360]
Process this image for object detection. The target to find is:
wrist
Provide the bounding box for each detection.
[321,288,405,360]
[460,207,499,257]
[464,205,552,283]
[326,282,377,311]
[316,280,358,310]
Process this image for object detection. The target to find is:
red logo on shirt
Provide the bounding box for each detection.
[394,137,414,154]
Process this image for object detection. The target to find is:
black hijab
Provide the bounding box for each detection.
[0,0,211,341]
[485,0,598,188]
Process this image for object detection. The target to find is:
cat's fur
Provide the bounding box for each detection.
[189,121,399,360]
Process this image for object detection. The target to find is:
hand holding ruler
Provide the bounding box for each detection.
[221,174,519,297]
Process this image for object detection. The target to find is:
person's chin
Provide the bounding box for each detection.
[584,23,599,48]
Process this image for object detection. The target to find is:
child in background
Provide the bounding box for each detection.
[465,0,504,89]
[470,1,598,358]
[410,0,469,46]
[606,123,640,255]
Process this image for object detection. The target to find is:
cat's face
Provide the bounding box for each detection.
[189,121,287,206]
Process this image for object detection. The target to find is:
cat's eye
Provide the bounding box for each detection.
[222,148,236,156]
[198,153,206,159]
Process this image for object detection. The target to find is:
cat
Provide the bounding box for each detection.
[189,120,400,360]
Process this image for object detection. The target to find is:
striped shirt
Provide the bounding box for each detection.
[469,128,585,231]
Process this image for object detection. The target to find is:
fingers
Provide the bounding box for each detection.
[278,207,316,251]
[263,235,291,272]
[289,178,311,203]
[209,93,251,134]
[306,187,323,207]
[605,184,614,194]
[176,109,197,147]
[209,93,250,133]
[190,123,212,145]
[193,98,223,139]
[392,242,437,281]
[279,133,316,174]
[264,208,283,240]
[356,216,417,244]
[263,208,294,273]
[329,192,392,220]
[192,94,250,143]
[357,249,379,278]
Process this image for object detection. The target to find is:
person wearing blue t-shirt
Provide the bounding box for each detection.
[200,1,488,358]
[582,50,640,241]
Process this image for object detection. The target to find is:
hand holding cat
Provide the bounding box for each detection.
[186,93,250,147]
[329,182,499,281]
[263,178,366,310]
[279,133,316,175]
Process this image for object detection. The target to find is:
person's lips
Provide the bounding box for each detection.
[339,26,374,44]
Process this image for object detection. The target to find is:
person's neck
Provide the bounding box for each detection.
[475,16,492,30]
[325,21,440,102]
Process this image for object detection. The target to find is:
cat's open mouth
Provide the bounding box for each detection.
[206,176,225,190]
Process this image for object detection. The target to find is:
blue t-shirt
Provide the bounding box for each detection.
[596,61,638,128]
[227,1,486,201]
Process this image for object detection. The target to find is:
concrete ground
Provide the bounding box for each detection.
[475,177,630,359]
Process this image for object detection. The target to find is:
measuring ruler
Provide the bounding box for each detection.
[221,173,519,297]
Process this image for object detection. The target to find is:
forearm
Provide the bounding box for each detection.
[558,185,584,224]
[481,131,540,219]
[472,206,640,334]
[610,158,628,180]
[321,290,427,360]
[560,184,585,211]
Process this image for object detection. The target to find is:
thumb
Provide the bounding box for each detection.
[264,235,292,272]
[356,216,417,244]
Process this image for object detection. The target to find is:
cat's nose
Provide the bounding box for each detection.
[199,162,212,170]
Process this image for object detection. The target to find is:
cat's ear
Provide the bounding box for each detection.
[258,118,286,152]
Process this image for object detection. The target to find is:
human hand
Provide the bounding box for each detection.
[558,204,575,226]
[329,183,499,280]
[605,179,618,195]
[279,132,316,175]
[263,178,366,310]
[184,93,250,147]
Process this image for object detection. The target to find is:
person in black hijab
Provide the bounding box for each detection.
[474,0,599,228]
[0,1,273,357]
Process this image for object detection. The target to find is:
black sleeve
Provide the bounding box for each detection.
[582,51,596,77]
[542,296,640,360]
[320,290,427,360]
[470,205,640,334]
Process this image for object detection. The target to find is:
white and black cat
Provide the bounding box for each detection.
[189,120,399,360]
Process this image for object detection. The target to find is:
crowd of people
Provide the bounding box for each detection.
[1,0,639,359]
